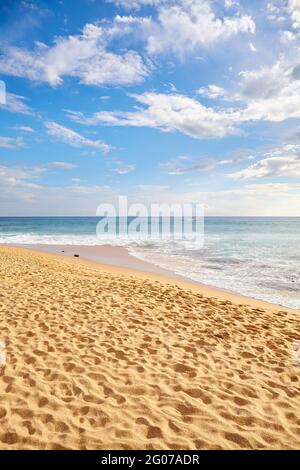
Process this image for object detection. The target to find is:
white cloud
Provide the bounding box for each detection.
[267,0,300,29]
[159,155,189,171]
[280,29,297,43]
[107,0,163,7]
[197,84,226,99]
[0,136,24,149]
[266,1,287,23]
[239,58,290,100]
[0,160,84,210]
[244,182,298,192]
[8,180,42,189]
[224,0,239,8]
[0,165,42,192]
[113,163,135,174]
[13,126,35,133]
[162,157,217,175]
[288,0,300,29]
[67,92,240,139]
[45,121,111,153]
[108,0,255,60]
[228,144,300,179]
[137,184,169,190]
[0,23,148,87]
[160,153,236,175]
[47,161,78,170]
[0,92,33,115]
[70,184,111,194]
[145,0,255,56]
[237,56,300,122]
[0,162,116,214]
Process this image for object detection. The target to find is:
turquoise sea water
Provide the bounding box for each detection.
[0,216,299,308]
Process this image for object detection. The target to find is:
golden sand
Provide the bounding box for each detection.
[0,245,299,450]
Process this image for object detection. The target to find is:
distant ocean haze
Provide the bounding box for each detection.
[0,216,299,309]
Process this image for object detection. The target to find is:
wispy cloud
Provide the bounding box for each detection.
[137,184,169,190]
[45,121,111,153]
[0,92,34,115]
[0,164,42,191]
[160,155,217,175]
[228,144,300,179]
[67,92,240,139]
[0,160,80,207]
[113,163,135,174]
[13,125,35,133]
[0,136,24,149]
[70,184,111,194]
[46,161,78,170]
[106,0,164,8]
[197,84,226,99]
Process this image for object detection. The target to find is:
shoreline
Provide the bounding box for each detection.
[8,243,299,314]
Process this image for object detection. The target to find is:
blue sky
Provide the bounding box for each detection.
[0,0,300,215]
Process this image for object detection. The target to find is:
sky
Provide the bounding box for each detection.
[0,0,300,216]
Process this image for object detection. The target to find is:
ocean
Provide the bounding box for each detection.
[0,216,299,309]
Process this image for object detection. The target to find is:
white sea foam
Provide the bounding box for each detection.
[128,246,300,309]
[0,234,152,246]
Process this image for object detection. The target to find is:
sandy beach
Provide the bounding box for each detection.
[0,245,300,449]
